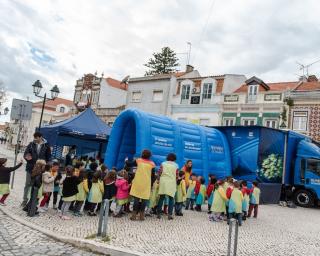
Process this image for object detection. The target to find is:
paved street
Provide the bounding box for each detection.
[0,211,100,256]
[1,145,320,256]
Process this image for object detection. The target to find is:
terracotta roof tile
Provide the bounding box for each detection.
[33,97,74,108]
[234,81,298,93]
[294,81,320,91]
[105,77,127,91]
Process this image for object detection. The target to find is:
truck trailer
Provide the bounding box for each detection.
[214,126,320,207]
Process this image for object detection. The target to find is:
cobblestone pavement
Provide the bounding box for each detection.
[0,211,100,256]
[1,145,320,256]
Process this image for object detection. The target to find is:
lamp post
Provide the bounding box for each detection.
[0,107,9,116]
[32,80,60,129]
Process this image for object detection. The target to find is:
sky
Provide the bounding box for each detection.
[1,0,320,122]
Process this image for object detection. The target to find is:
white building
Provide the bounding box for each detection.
[74,74,127,126]
[170,74,246,126]
[126,66,246,125]
[126,65,200,115]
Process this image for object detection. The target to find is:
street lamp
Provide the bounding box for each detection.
[32,80,60,129]
[0,107,9,115]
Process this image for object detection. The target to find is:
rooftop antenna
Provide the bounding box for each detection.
[186,42,192,65]
[176,42,192,68]
[297,59,320,77]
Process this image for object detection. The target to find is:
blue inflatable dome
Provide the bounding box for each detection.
[105,108,231,179]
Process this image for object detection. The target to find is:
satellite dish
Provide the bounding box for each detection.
[121,75,130,84]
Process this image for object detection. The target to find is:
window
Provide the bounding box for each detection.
[152,90,163,102]
[307,159,320,176]
[181,84,191,103]
[264,119,278,129]
[59,106,65,113]
[242,118,256,126]
[293,111,308,131]
[300,159,306,181]
[74,92,81,102]
[131,91,142,102]
[202,83,213,99]
[223,118,235,126]
[202,83,213,104]
[248,84,258,102]
[92,91,99,104]
[199,119,210,126]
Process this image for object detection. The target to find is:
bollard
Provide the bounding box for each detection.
[97,199,109,237]
[227,218,239,256]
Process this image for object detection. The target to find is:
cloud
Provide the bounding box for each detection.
[0,0,320,121]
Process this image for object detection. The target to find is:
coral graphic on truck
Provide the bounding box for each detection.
[259,154,283,182]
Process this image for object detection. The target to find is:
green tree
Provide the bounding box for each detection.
[144,47,179,76]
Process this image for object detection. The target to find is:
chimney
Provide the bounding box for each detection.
[186,64,194,73]
[307,75,318,82]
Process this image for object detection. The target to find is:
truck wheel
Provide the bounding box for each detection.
[294,190,314,207]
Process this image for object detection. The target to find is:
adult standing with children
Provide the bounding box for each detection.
[129,149,155,221]
[157,153,179,220]
[22,132,51,207]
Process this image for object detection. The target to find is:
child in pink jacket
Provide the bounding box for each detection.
[114,170,130,217]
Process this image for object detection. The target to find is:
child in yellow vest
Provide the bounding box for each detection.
[228,181,244,226]
[248,181,261,218]
[73,170,88,216]
[88,171,104,216]
[147,175,160,216]
[241,180,250,221]
[195,177,206,212]
[185,174,197,210]
[175,171,186,216]
[209,180,227,222]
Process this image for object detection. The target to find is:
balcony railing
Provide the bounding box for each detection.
[246,95,257,103]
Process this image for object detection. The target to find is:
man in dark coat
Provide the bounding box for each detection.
[21,132,51,206]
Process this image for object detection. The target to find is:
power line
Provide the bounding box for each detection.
[192,0,217,64]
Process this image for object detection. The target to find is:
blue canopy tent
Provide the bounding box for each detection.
[40,108,111,159]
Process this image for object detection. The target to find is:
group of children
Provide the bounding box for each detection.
[208,177,261,226]
[0,154,260,226]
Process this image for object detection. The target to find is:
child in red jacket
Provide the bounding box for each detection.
[207,175,217,213]
[225,178,234,221]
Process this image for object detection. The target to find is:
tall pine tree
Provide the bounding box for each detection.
[144,47,179,76]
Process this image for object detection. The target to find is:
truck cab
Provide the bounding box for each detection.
[293,140,320,207]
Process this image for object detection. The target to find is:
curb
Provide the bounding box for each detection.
[0,206,145,256]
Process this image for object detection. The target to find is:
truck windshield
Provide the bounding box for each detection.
[307,159,320,176]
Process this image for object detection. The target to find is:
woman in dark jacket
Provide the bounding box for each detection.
[0,158,23,206]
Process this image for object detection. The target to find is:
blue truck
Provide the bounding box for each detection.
[215,126,320,207]
[105,109,320,207]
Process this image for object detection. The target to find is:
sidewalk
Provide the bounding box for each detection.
[1,145,320,256]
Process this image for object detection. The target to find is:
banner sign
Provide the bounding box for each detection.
[264,93,282,101]
[224,95,239,102]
